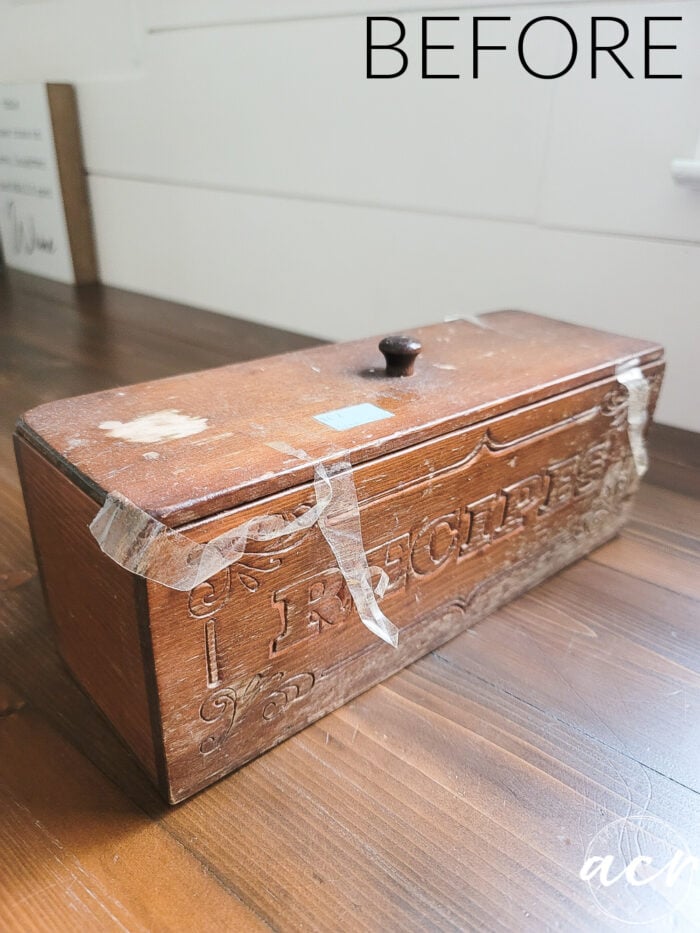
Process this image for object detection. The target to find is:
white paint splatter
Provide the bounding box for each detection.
[99,410,208,443]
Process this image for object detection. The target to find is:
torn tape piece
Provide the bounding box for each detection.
[269,442,397,647]
[616,360,650,477]
[89,454,399,647]
[89,473,331,593]
[443,313,488,328]
[315,461,398,648]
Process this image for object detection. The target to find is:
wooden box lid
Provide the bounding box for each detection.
[17,311,663,527]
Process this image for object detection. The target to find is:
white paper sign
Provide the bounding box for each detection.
[0,84,75,282]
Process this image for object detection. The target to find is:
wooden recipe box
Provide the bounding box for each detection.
[14,312,664,803]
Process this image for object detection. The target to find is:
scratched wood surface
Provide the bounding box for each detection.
[1,269,698,931]
[17,311,661,523]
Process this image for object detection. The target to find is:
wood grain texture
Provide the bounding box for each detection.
[18,311,662,524]
[1,268,698,930]
[14,436,159,782]
[15,304,665,802]
[145,367,662,801]
[0,697,265,933]
[46,84,98,285]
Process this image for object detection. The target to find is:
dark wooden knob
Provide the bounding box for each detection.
[378,335,422,377]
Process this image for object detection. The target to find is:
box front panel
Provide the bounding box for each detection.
[148,365,662,801]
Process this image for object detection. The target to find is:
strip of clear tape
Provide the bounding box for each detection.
[89,456,398,647]
[616,359,651,477]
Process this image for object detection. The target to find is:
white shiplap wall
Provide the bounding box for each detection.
[1,0,698,429]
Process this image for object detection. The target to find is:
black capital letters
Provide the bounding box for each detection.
[366,17,408,79]
[519,17,578,79]
[422,17,460,78]
[472,17,510,78]
[592,17,633,78]
[645,17,682,78]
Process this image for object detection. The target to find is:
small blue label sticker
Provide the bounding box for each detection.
[314,402,394,431]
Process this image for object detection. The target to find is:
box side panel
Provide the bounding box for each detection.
[156,364,663,801]
[14,436,160,782]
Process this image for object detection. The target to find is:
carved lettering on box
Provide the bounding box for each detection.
[499,474,546,535]
[272,569,353,654]
[271,535,410,654]
[367,534,410,594]
[465,457,634,623]
[575,439,611,495]
[411,514,460,575]
[191,429,627,674]
[461,494,503,553]
[542,456,579,513]
[268,431,621,655]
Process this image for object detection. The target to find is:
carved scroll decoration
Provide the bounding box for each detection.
[199,670,315,755]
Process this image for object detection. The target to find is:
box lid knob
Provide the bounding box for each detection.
[378,335,422,377]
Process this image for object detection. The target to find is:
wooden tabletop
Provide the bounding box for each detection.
[1,270,699,932]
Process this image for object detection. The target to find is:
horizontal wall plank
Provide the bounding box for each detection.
[0,0,139,82]
[143,0,690,31]
[89,173,699,431]
[78,1,700,244]
[78,8,559,224]
[143,0,594,31]
[540,0,700,243]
